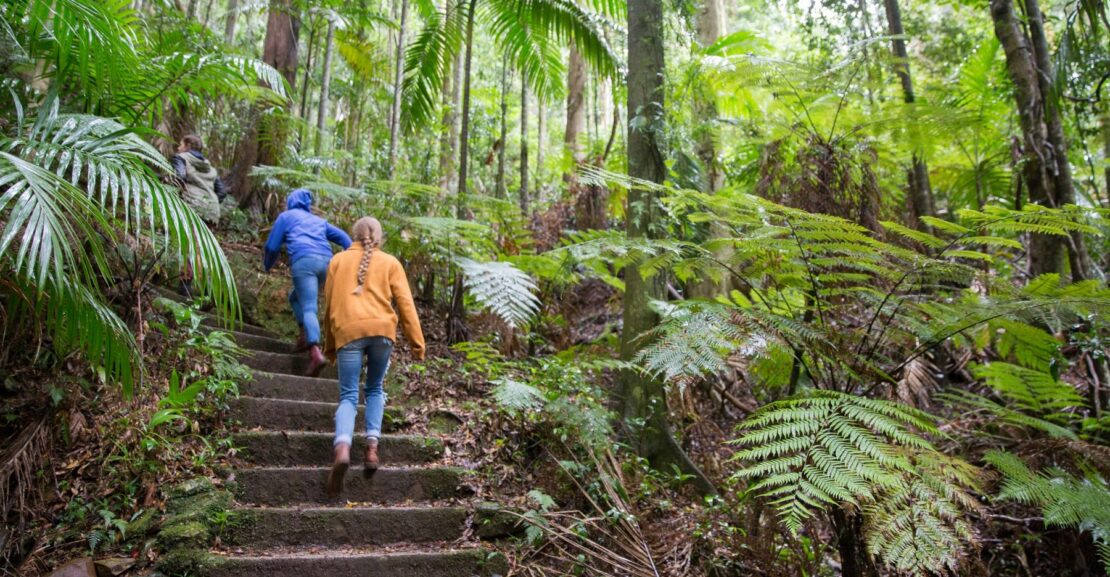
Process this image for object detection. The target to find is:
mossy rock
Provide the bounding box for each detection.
[126,508,161,538]
[473,502,525,539]
[428,410,463,434]
[156,548,225,576]
[165,489,232,525]
[167,478,214,500]
[157,520,209,549]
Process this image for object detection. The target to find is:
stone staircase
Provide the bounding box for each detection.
[205,320,503,577]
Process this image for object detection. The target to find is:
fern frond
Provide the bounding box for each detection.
[457,258,541,328]
[491,378,544,415]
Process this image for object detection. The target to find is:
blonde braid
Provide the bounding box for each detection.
[350,216,383,295]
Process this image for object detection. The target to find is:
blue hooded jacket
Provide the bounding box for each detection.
[263,189,352,271]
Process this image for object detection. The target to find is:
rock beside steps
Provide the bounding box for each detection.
[207,322,506,577]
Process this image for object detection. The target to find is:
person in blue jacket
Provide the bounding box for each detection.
[264,189,352,376]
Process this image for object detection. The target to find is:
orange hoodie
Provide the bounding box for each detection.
[322,247,425,361]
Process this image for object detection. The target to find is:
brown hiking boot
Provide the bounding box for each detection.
[305,345,326,377]
[365,438,380,471]
[326,443,350,496]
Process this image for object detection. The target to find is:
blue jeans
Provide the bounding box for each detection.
[334,336,393,447]
[289,255,330,345]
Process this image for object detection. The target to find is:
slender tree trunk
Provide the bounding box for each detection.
[187,0,197,19]
[388,0,411,178]
[299,20,318,148]
[315,19,336,157]
[496,56,509,199]
[620,0,714,496]
[224,0,239,43]
[883,0,937,232]
[1022,0,1091,281]
[565,46,587,181]
[439,45,462,196]
[537,93,545,188]
[990,0,1066,277]
[831,508,879,577]
[1102,105,1110,208]
[447,0,478,344]
[520,77,530,215]
[203,0,215,28]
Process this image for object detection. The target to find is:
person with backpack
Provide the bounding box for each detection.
[263,189,352,376]
[171,134,227,225]
[321,217,425,495]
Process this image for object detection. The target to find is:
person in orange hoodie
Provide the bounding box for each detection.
[321,217,425,495]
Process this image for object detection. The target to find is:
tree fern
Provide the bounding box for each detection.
[986,451,1110,571]
[457,257,541,328]
[730,390,939,531]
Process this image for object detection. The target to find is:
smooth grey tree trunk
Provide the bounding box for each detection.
[882,0,937,231]
[315,19,336,156]
[537,93,545,188]
[619,0,714,496]
[224,0,239,43]
[388,0,410,178]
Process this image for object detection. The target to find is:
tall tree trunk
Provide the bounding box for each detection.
[1102,104,1110,208]
[1021,0,1091,281]
[831,508,879,577]
[439,44,462,196]
[565,46,587,182]
[520,77,530,215]
[619,0,714,495]
[298,20,318,148]
[537,93,545,187]
[186,0,197,19]
[224,0,238,43]
[689,0,727,299]
[315,18,336,157]
[496,57,509,199]
[447,0,478,344]
[990,0,1066,278]
[228,0,298,208]
[388,0,411,178]
[883,0,937,232]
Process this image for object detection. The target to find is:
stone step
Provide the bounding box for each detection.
[203,316,275,338]
[229,398,406,433]
[233,467,467,506]
[231,331,294,354]
[234,431,442,466]
[227,506,468,547]
[240,372,345,403]
[208,548,501,577]
[242,350,337,378]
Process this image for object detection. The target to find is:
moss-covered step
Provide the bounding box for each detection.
[238,372,341,403]
[226,506,467,547]
[200,316,274,338]
[232,466,466,505]
[207,548,505,577]
[233,431,442,466]
[241,350,338,378]
[229,398,407,432]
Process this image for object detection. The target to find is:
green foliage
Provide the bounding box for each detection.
[730,390,982,574]
[987,451,1110,571]
[457,257,541,328]
[491,378,544,415]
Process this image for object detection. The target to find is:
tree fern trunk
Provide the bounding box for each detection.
[831,507,879,577]
[619,0,714,496]
[387,0,410,179]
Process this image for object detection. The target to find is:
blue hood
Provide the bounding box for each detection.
[287,188,313,211]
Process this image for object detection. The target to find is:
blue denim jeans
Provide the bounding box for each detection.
[289,255,330,345]
[334,336,393,447]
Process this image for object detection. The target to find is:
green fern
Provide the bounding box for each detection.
[457,258,541,328]
[730,390,938,531]
[987,451,1110,572]
[491,378,544,415]
[637,302,745,384]
[971,362,1085,418]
